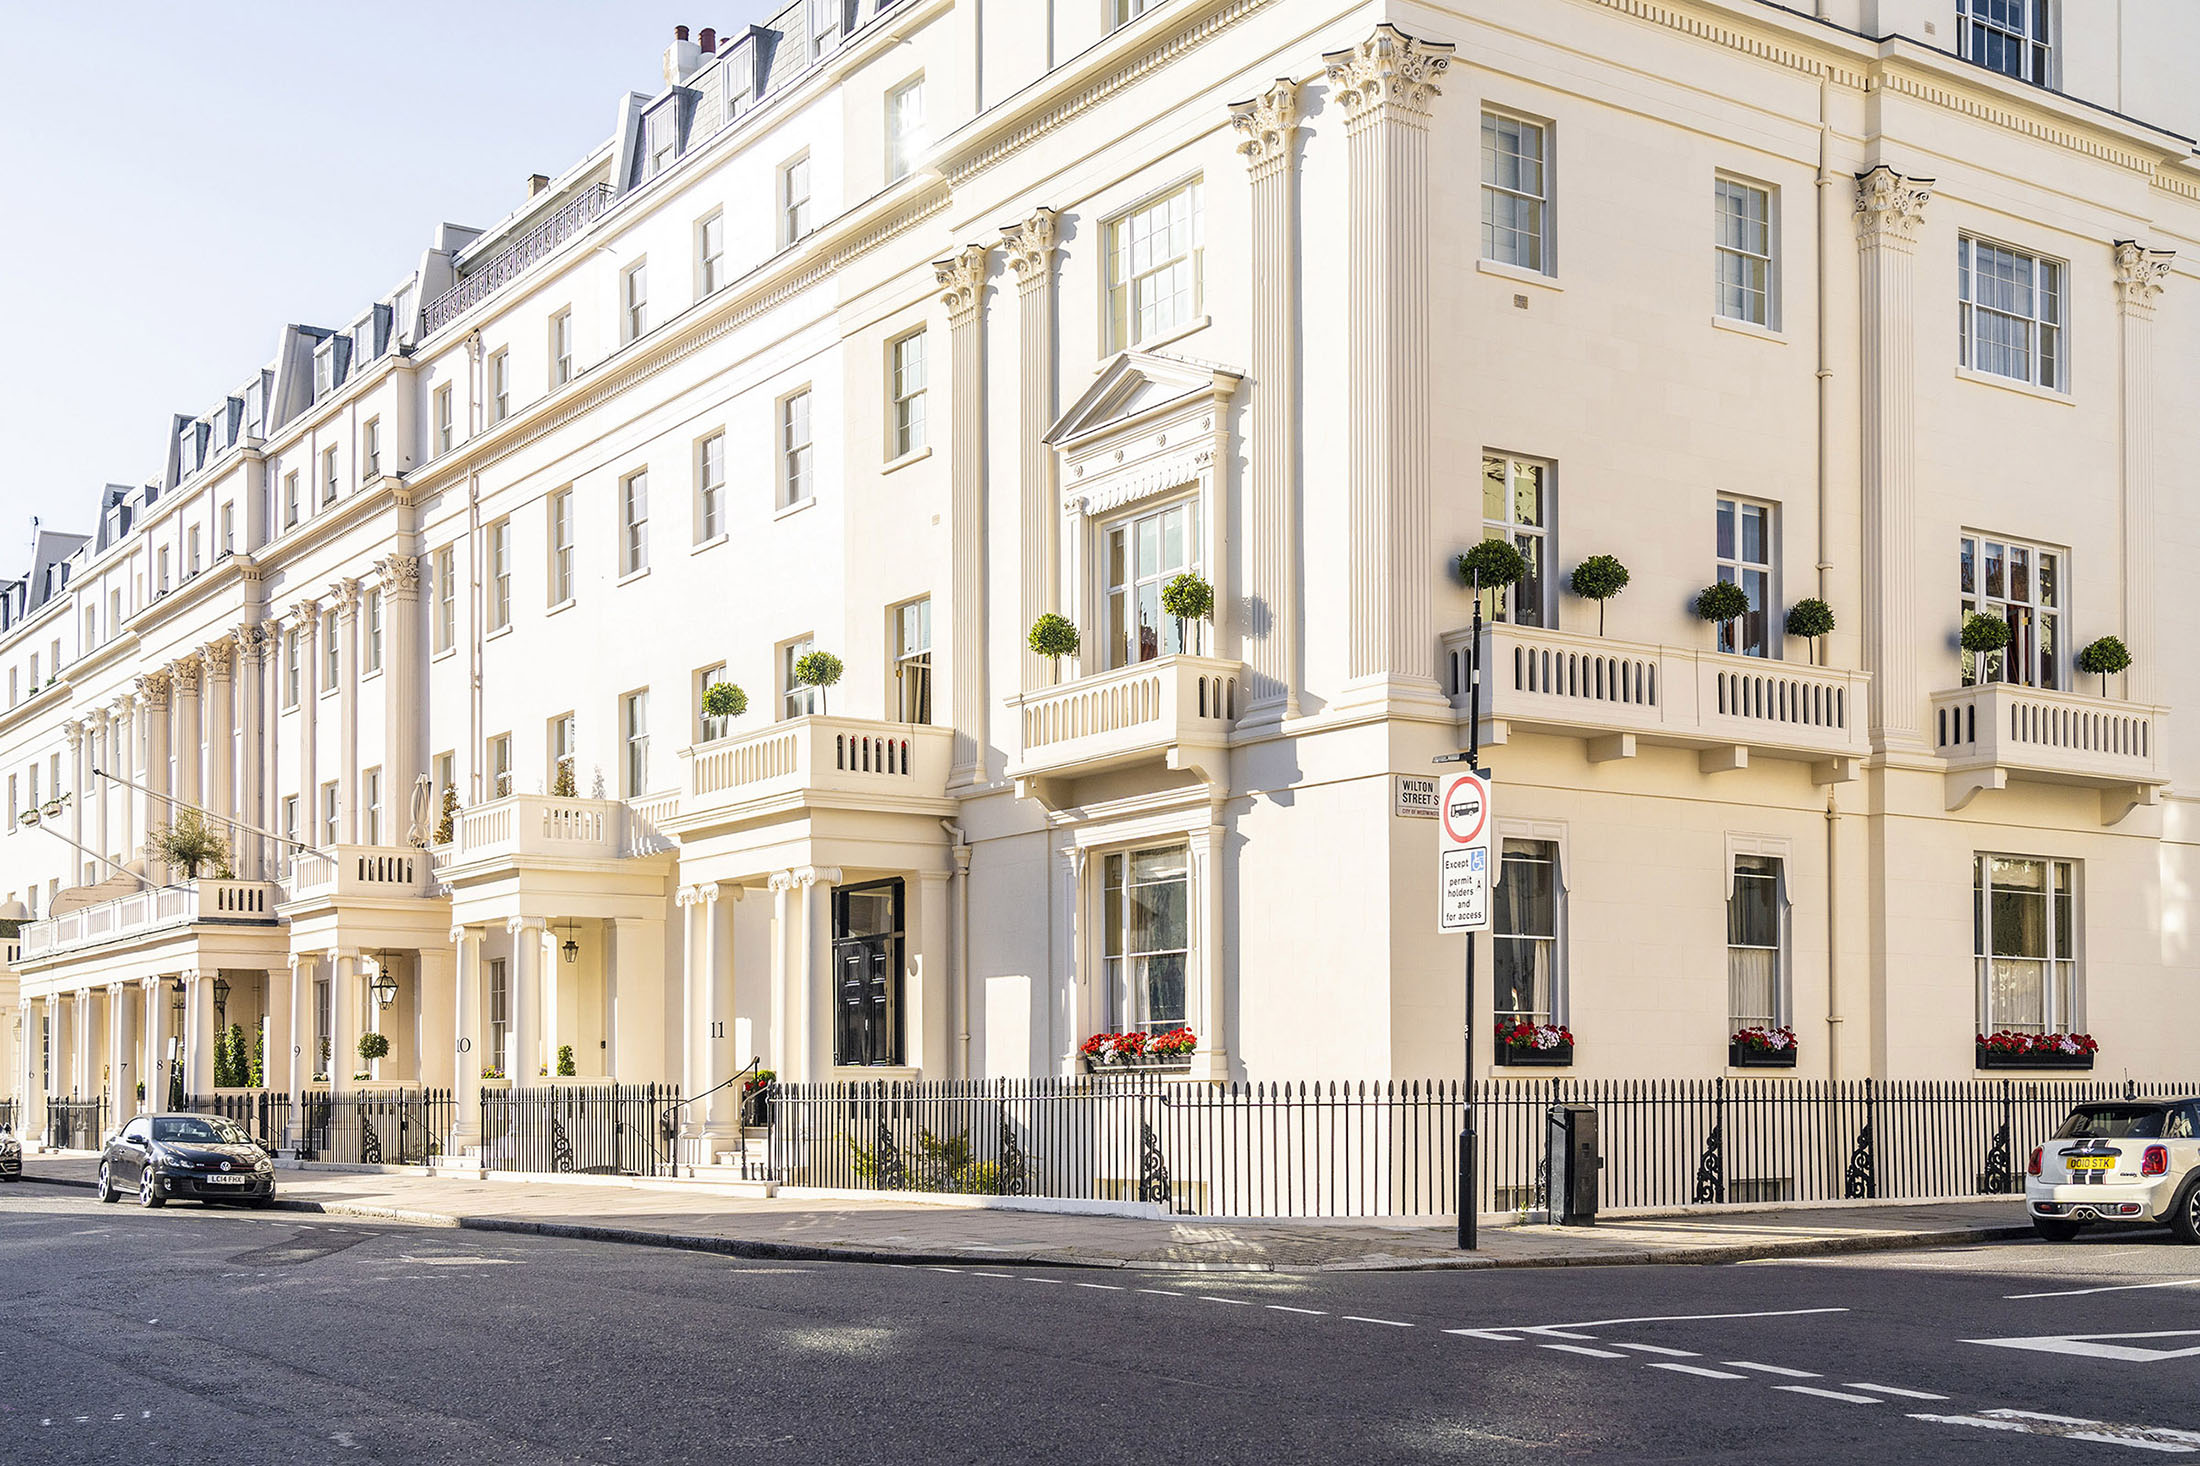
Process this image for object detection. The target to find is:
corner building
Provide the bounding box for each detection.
[6,0,2200,1149]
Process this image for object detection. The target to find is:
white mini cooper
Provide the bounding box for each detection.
[2026,1097,2200,1243]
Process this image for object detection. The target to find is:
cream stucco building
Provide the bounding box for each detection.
[6,0,2200,1152]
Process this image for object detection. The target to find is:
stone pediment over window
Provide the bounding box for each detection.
[1047,351,1241,518]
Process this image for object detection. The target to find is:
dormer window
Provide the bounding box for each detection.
[646,105,679,179]
[314,342,336,400]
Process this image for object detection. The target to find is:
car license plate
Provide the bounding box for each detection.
[205,1174,249,1185]
[2067,1156,2115,1171]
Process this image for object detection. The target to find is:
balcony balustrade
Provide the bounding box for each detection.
[20,879,280,961]
[284,846,436,904]
[1007,655,1242,804]
[681,715,952,824]
[444,794,634,870]
[1931,681,2167,819]
[1444,623,1870,778]
[420,182,615,336]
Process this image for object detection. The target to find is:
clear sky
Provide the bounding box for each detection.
[0,1,780,569]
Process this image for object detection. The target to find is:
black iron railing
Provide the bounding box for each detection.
[185,1092,291,1153]
[45,1097,109,1152]
[290,1089,455,1165]
[479,1084,677,1176]
[761,1076,2200,1219]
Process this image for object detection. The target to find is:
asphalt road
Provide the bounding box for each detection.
[3,1188,2199,1464]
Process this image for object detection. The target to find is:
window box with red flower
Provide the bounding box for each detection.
[1079,1029,1196,1073]
[740,1068,777,1127]
[1496,1022,1574,1067]
[1975,1031,2096,1071]
[1729,1026,1797,1069]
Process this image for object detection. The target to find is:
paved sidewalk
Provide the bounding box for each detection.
[8,1156,2033,1271]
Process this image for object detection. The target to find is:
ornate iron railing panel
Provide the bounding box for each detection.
[420,183,615,336]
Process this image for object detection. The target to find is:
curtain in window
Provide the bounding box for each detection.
[1493,840,1558,1025]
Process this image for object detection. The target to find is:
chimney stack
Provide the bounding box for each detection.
[664,24,702,85]
[526,173,551,199]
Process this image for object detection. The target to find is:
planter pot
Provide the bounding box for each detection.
[1080,1056,1194,1075]
[740,1088,773,1127]
[1976,1046,2094,1072]
[1497,1040,1574,1068]
[1730,1042,1798,1069]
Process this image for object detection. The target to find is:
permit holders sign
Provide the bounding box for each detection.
[1437,770,1493,933]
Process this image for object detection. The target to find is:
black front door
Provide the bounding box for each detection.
[832,880,903,1068]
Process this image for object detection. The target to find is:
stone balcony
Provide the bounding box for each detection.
[678,716,954,827]
[1445,623,1871,780]
[19,879,280,962]
[1007,655,1242,807]
[443,795,645,872]
[1931,682,2168,820]
[284,846,438,905]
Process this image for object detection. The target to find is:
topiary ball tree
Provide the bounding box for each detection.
[2075,634,2132,697]
[1028,613,1081,681]
[794,650,845,713]
[702,680,749,722]
[1695,580,1751,635]
[1568,555,1630,636]
[357,1031,391,1064]
[1785,598,1836,665]
[1160,572,1214,654]
[1456,538,1530,621]
[1961,611,2014,681]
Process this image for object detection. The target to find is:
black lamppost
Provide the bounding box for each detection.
[1435,572,1489,1251]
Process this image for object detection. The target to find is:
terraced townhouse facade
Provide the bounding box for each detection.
[5,0,2200,1152]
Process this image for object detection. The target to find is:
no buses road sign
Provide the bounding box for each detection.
[1437,769,1493,933]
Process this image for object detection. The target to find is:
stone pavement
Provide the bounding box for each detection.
[9,1155,2033,1271]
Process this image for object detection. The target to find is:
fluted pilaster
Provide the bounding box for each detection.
[1004,210,1061,693]
[2115,240,2174,704]
[937,244,992,787]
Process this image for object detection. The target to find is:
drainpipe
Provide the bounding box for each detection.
[941,819,971,1078]
[1825,787,1843,1079]
[1814,78,1833,612]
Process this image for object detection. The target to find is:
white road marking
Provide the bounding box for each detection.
[1075,1283,1123,1291]
[1527,1329,1603,1341]
[1775,1386,1881,1405]
[1912,1410,2200,1454]
[1268,1305,1325,1315]
[1461,1307,1847,1334]
[1540,1344,1628,1359]
[1138,1288,1183,1297]
[1022,1277,1065,1285]
[1199,1296,1253,1306]
[1846,1383,1948,1401]
[1966,1330,2200,1363]
[1611,1343,1699,1358]
[399,1255,520,1266]
[972,1272,1013,1279]
[1445,1329,1526,1341]
[1647,1363,1745,1380]
[1725,1361,1820,1378]
[1345,1317,1415,1328]
[927,1267,963,1274]
[2005,1279,2200,1300]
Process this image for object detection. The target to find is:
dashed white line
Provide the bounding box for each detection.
[1074,1283,1123,1291]
[1541,1344,1628,1360]
[1138,1288,1184,1297]
[1529,1329,1604,1341]
[1268,1305,1326,1315]
[1725,1361,1820,1378]
[1345,1316,1415,1328]
[1847,1383,1948,1401]
[927,1267,963,1274]
[1611,1343,1698,1358]
[972,1272,1013,1279]
[1199,1296,1253,1306]
[1022,1276,1065,1285]
[1776,1386,1882,1405]
[1648,1363,1745,1380]
[1445,1329,1524,1341]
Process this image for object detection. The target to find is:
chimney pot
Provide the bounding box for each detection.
[698,27,716,52]
[674,24,689,40]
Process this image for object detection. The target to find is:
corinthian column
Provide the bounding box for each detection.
[937,244,992,788]
[173,655,203,811]
[1323,26,1455,711]
[1854,165,1933,748]
[203,637,235,862]
[1003,210,1060,694]
[2115,241,2174,704]
[237,626,267,877]
[331,578,361,842]
[138,671,172,876]
[1231,77,1305,724]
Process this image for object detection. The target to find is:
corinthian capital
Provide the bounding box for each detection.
[935,244,990,327]
[203,636,235,680]
[1230,77,1302,169]
[375,553,422,599]
[137,670,172,710]
[1323,24,1453,123]
[1001,209,1060,282]
[1854,165,1934,246]
[171,654,202,694]
[2114,240,2176,313]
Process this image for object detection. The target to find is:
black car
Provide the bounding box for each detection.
[0,1126,19,1181]
[96,1113,275,1208]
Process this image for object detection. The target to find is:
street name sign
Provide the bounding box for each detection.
[1437,769,1493,933]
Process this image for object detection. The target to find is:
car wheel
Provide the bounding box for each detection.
[2171,1178,2200,1246]
[2032,1218,2084,1243]
[137,1169,165,1209]
[95,1161,116,1204]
